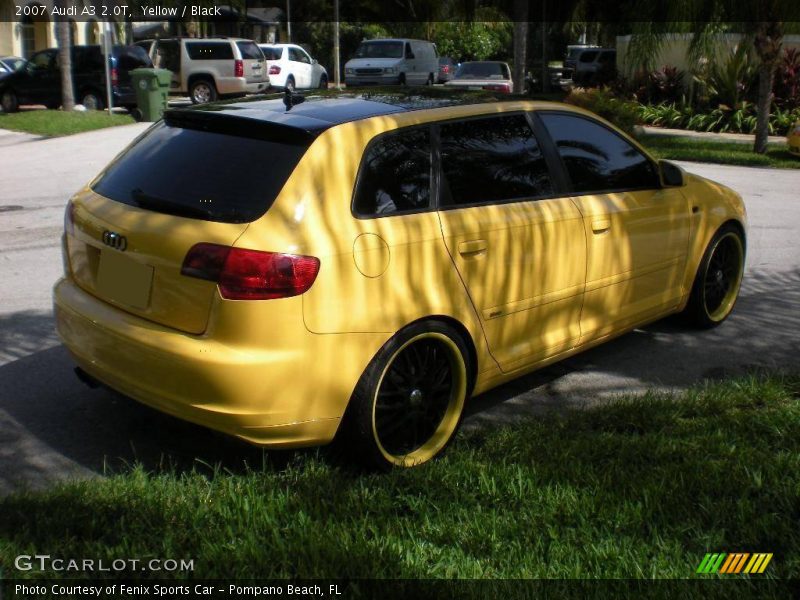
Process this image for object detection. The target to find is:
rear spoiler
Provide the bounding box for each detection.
[163,108,316,145]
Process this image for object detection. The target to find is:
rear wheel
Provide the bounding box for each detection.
[190,79,217,104]
[285,76,295,92]
[682,224,745,328]
[318,74,328,89]
[1,89,19,113]
[426,73,434,85]
[342,322,470,469]
[81,90,104,110]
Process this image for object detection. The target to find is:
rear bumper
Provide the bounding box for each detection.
[216,77,269,95]
[53,277,382,447]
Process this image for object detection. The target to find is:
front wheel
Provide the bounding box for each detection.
[342,322,470,469]
[318,74,328,89]
[682,224,745,328]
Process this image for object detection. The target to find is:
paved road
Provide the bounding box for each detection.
[1,124,798,494]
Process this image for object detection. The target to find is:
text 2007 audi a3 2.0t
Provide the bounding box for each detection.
[54,92,746,468]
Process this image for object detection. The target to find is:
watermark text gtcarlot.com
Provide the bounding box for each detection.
[14,554,195,573]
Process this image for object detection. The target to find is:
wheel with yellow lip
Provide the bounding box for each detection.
[683,224,745,328]
[343,322,470,469]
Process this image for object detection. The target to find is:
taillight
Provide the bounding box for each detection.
[442,65,449,73]
[181,243,320,300]
[484,83,511,93]
[234,59,244,78]
[269,65,281,75]
[111,67,118,86]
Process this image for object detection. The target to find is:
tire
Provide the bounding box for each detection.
[426,74,434,86]
[341,321,471,469]
[318,74,328,89]
[398,73,406,86]
[682,224,745,328]
[189,79,217,104]
[81,91,104,110]
[285,76,295,92]
[1,89,19,113]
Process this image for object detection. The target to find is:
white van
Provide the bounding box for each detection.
[344,39,438,86]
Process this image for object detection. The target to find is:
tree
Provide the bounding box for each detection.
[752,20,783,153]
[55,5,74,111]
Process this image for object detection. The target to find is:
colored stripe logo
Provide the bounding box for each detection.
[696,552,773,574]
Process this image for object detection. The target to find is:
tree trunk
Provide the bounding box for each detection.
[754,63,774,154]
[752,21,783,154]
[512,0,528,94]
[56,12,74,111]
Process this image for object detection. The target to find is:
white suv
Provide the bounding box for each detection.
[143,37,269,103]
[258,44,328,91]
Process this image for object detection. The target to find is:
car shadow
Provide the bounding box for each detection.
[0,267,798,493]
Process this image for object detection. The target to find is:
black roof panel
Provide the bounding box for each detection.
[166,91,516,137]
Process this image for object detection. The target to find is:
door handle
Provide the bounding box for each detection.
[591,219,611,233]
[457,239,487,256]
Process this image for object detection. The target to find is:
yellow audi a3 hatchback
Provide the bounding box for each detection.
[55,93,746,468]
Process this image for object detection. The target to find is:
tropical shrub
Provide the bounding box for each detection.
[564,87,640,135]
[637,101,800,136]
[648,65,686,104]
[774,48,800,109]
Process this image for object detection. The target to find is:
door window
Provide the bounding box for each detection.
[354,127,431,217]
[540,113,659,194]
[438,114,554,207]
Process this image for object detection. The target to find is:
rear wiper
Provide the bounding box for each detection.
[131,189,217,220]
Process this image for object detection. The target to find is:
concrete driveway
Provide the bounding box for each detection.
[1,124,798,495]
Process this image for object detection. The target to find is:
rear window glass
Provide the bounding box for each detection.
[260,46,282,60]
[186,42,233,60]
[579,51,599,63]
[92,121,309,224]
[237,41,263,60]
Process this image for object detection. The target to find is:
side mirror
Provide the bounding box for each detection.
[311,58,318,65]
[659,160,685,187]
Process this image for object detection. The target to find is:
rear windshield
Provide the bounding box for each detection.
[92,121,309,224]
[455,62,509,79]
[260,46,282,60]
[237,41,263,60]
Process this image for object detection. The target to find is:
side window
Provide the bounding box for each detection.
[354,127,431,217]
[289,48,310,64]
[186,42,234,61]
[405,43,414,59]
[540,113,659,194]
[438,114,554,207]
[30,51,54,70]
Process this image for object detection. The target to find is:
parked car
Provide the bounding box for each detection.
[444,61,513,93]
[437,56,456,83]
[561,44,599,81]
[344,39,438,86]
[788,121,800,156]
[257,43,327,91]
[55,94,746,469]
[572,48,617,87]
[0,56,27,76]
[143,37,268,103]
[0,45,152,113]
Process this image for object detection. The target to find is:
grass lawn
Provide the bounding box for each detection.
[0,374,798,581]
[640,134,800,169]
[0,109,135,136]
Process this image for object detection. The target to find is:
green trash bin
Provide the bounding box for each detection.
[130,68,171,122]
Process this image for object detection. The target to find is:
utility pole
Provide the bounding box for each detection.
[286,0,291,42]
